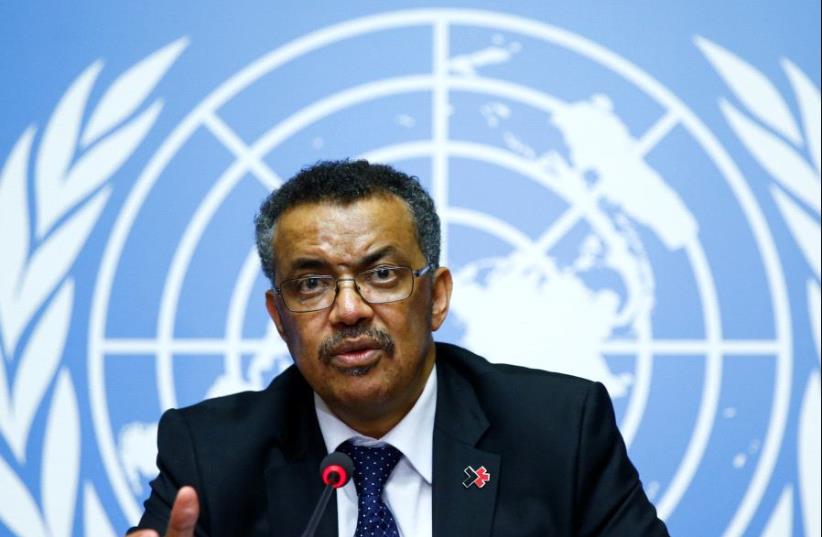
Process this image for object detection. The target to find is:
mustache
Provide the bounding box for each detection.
[318,325,395,362]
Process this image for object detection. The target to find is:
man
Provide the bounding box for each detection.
[129,160,669,537]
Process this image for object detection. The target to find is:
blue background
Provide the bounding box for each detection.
[1,2,819,536]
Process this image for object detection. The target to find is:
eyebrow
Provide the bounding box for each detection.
[358,245,402,268]
[285,245,404,275]
[287,258,330,273]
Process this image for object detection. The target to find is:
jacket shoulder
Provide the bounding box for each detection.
[434,341,610,444]
[436,341,596,394]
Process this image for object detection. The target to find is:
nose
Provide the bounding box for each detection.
[328,278,374,326]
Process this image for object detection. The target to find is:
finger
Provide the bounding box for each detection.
[165,486,199,537]
[126,531,159,537]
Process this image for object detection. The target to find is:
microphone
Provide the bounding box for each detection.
[301,451,354,537]
[320,451,353,488]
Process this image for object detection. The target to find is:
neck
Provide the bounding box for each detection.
[344,415,404,440]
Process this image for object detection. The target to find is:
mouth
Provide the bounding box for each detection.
[327,339,384,371]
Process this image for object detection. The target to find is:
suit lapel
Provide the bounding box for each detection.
[432,355,500,537]
[263,369,338,537]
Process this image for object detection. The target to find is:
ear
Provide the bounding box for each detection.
[265,290,287,338]
[430,267,453,332]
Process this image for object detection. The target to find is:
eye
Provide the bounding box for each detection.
[363,266,401,287]
[374,267,394,280]
[295,276,330,294]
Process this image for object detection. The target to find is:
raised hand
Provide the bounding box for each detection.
[126,486,199,537]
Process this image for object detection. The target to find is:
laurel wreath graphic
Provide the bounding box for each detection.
[0,39,187,537]
[697,36,821,537]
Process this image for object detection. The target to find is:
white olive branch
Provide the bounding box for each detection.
[0,38,187,537]
[698,36,821,537]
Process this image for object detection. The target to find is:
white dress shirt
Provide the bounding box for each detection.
[314,364,436,537]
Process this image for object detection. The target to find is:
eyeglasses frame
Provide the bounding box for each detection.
[272,262,435,313]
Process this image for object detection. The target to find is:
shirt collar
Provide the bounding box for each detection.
[314,363,437,484]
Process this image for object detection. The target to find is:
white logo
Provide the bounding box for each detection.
[75,9,806,536]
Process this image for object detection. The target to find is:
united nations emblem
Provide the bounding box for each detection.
[85,10,796,535]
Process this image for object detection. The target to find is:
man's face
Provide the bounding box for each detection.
[265,194,451,435]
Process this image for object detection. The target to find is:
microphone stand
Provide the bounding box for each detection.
[301,478,337,537]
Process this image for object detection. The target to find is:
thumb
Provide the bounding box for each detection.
[165,486,199,537]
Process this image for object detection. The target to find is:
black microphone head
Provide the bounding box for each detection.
[320,451,354,489]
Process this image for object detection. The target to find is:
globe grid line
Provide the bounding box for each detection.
[664,236,722,518]
[432,19,450,266]
[201,111,283,191]
[225,246,276,381]
[86,10,792,533]
[534,200,590,253]
[634,110,681,157]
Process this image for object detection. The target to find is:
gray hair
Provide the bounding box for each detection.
[254,159,441,285]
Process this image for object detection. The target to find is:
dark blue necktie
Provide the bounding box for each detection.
[338,441,402,537]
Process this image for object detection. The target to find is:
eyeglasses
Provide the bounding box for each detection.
[273,264,434,313]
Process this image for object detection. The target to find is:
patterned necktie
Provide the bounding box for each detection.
[338,441,402,537]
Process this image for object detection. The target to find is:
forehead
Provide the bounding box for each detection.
[272,195,422,269]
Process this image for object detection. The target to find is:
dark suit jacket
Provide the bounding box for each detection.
[132,342,669,536]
